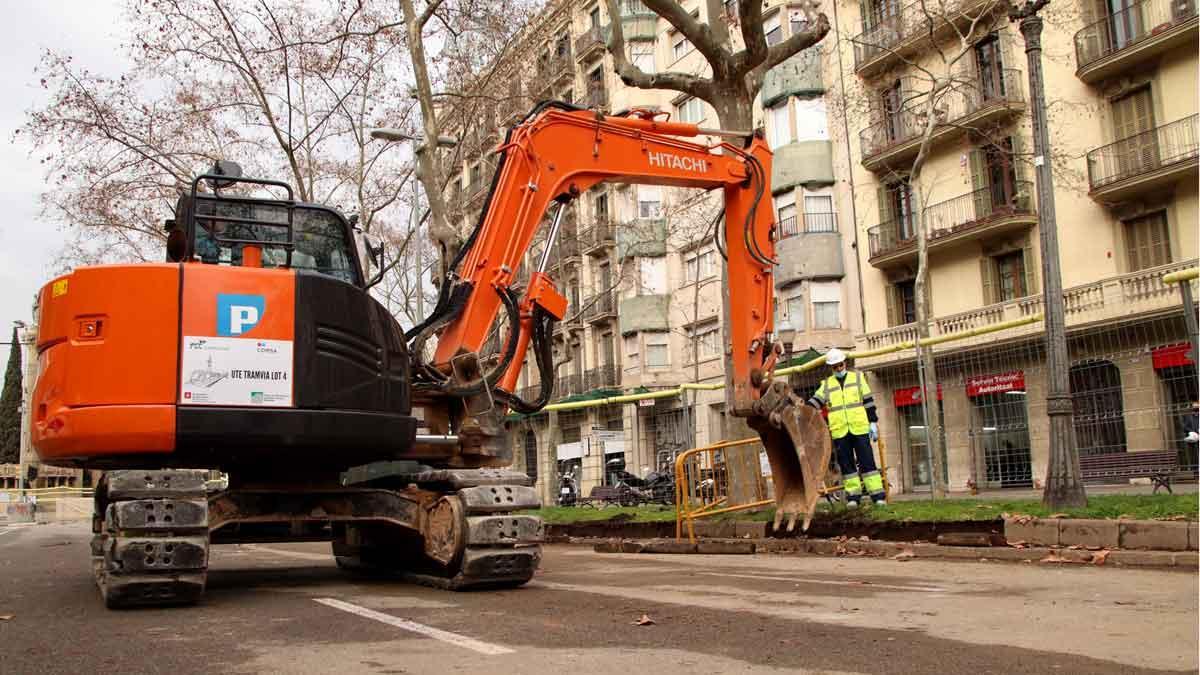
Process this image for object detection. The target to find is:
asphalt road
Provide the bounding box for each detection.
[1,521,1196,674]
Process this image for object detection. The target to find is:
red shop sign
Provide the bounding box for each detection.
[894,384,942,407]
[966,370,1026,397]
[1152,343,1195,370]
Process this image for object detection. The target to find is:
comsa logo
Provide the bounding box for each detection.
[217,293,265,336]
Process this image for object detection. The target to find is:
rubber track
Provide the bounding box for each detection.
[93,470,210,609]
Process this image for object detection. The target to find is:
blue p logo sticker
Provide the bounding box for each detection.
[217,293,265,336]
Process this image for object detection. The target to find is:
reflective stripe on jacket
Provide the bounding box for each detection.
[811,370,874,439]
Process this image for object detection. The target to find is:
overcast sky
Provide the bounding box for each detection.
[0,2,126,367]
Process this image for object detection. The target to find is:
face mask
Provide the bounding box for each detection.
[835,369,847,380]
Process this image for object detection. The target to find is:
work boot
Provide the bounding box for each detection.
[869,492,888,507]
[845,499,860,510]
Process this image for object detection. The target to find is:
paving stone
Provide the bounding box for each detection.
[641,540,698,554]
[1106,550,1176,567]
[1119,521,1190,551]
[1058,519,1119,549]
[937,532,993,547]
[1005,517,1060,547]
[620,540,647,553]
[592,540,622,553]
[697,541,756,555]
[1173,551,1198,568]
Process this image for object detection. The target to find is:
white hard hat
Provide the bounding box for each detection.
[825,348,847,366]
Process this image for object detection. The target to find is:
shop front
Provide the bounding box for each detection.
[893,384,946,491]
[968,370,1033,488]
[1153,343,1198,474]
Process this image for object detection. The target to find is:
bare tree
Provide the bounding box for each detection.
[604,0,830,131]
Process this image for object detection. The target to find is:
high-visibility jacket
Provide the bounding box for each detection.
[810,370,876,439]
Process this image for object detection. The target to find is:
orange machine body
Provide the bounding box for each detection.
[31,263,295,466]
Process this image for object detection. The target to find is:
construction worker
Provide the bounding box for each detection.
[807,348,885,508]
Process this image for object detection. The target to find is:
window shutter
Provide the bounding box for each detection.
[885,284,899,327]
[1010,134,1030,200]
[980,257,995,305]
[969,147,989,220]
[1022,234,1038,295]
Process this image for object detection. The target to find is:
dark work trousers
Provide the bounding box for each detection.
[834,433,878,477]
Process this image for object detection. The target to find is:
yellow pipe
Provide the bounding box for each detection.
[536,314,1046,413]
[1163,267,1199,284]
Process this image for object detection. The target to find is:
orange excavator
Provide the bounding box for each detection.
[30,101,830,608]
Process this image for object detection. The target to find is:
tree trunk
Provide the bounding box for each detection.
[711,82,755,135]
[399,0,459,282]
[911,180,947,498]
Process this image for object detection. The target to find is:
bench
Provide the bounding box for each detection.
[575,485,631,508]
[1078,450,1181,494]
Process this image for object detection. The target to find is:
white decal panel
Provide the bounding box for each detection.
[180,336,294,407]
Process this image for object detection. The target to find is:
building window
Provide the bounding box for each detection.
[766,100,792,149]
[764,13,783,45]
[637,256,667,294]
[803,187,836,233]
[811,281,841,329]
[1124,211,1171,271]
[774,190,796,223]
[672,33,693,60]
[637,185,662,218]
[469,162,482,187]
[631,42,656,74]
[995,251,1026,301]
[974,33,1006,101]
[620,0,648,14]
[594,192,609,222]
[684,247,716,284]
[686,321,721,362]
[788,6,809,34]
[1069,360,1127,456]
[785,293,806,331]
[894,279,916,325]
[793,98,829,141]
[624,333,640,371]
[884,179,915,241]
[677,97,704,124]
[645,331,670,367]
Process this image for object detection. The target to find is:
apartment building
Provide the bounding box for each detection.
[825,0,1198,492]
[442,0,860,503]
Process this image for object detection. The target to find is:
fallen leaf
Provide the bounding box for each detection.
[1113,600,1136,606]
[975,504,993,509]
[1117,513,1136,520]
[0,615,12,621]
[892,550,915,561]
[1007,540,1027,548]
[1068,545,1082,550]
[633,614,655,626]
[1091,550,1111,566]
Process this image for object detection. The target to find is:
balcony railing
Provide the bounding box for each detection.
[859,258,1198,354]
[575,24,606,60]
[851,0,1002,71]
[582,219,616,253]
[867,181,1035,259]
[1074,0,1198,69]
[858,69,1025,163]
[583,87,609,109]
[585,364,619,390]
[1086,114,1199,190]
[583,290,618,322]
[557,373,586,397]
[777,212,837,239]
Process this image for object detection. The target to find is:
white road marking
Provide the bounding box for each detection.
[313,597,514,655]
[698,571,947,593]
[241,544,335,562]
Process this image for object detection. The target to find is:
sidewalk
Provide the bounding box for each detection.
[888,482,1198,502]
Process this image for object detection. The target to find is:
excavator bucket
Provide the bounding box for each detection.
[749,403,832,533]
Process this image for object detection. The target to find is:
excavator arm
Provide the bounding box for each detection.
[411,102,830,530]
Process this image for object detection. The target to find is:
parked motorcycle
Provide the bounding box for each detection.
[606,459,675,506]
[557,470,578,507]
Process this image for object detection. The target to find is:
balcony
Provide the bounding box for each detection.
[851,0,1005,77]
[582,219,616,255]
[583,290,618,323]
[575,25,606,62]
[1074,0,1198,83]
[536,52,574,95]
[776,213,843,285]
[583,87,609,110]
[585,364,619,390]
[867,181,1037,267]
[855,259,1199,366]
[859,70,1026,172]
[1086,114,1199,202]
[556,372,587,397]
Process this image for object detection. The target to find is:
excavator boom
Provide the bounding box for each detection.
[416,103,831,529]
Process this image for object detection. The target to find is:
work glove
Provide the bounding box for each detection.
[869,422,878,442]
[1187,431,1199,443]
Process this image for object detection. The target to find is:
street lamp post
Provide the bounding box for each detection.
[1009,0,1087,508]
